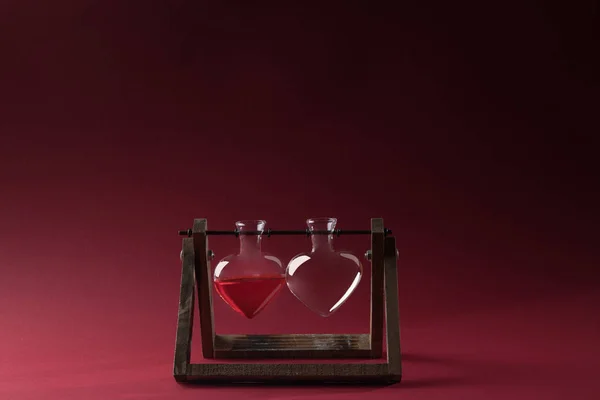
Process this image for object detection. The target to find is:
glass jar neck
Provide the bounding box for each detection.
[236,220,265,255]
[307,217,337,252]
[311,234,333,251]
[239,234,262,254]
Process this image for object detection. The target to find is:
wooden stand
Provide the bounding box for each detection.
[173,218,402,383]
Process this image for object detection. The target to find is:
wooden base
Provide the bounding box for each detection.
[173,218,402,384]
[214,334,371,359]
[176,363,401,384]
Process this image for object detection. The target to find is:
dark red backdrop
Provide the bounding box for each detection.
[1,1,598,399]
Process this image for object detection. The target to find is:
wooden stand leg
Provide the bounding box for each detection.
[173,238,195,382]
[193,219,215,358]
[370,218,385,358]
[384,236,402,382]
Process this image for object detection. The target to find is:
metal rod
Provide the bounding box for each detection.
[177,229,392,237]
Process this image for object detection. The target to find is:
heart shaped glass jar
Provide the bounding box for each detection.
[285,217,363,317]
[213,220,285,319]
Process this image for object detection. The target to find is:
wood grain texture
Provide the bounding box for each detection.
[369,218,385,358]
[384,236,402,381]
[186,362,398,383]
[214,334,371,359]
[173,238,195,382]
[193,219,215,359]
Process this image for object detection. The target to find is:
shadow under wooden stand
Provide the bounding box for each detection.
[173,218,402,383]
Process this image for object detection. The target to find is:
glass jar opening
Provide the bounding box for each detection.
[306,217,337,232]
[235,220,266,233]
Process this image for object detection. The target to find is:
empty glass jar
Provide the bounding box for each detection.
[285,217,363,317]
[213,220,285,319]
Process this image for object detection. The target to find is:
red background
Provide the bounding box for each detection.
[1,1,598,399]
